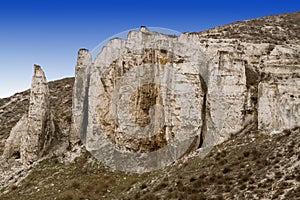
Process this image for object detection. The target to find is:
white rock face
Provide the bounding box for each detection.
[258,73,300,133]
[2,115,27,159]
[186,33,300,143]
[73,27,300,172]
[72,49,92,145]
[204,51,247,146]
[74,28,209,172]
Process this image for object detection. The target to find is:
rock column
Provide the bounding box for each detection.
[20,65,55,164]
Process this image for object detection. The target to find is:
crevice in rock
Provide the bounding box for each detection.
[199,93,206,148]
[244,64,260,129]
[12,151,20,159]
[199,74,207,149]
[81,72,90,144]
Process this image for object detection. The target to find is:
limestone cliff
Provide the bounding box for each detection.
[258,73,300,133]
[0,11,299,199]
[0,12,299,174]
[73,27,211,172]
[73,12,300,172]
[0,78,73,157]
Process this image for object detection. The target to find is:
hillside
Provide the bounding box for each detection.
[195,11,300,45]
[0,127,299,199]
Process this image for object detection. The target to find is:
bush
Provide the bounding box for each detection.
[240,184,246,190]
[225,185,231,192]
[216,194,224,200]
[190,177,197,182]
[188,193,206,200]
[57,190,76,200]
[70,180,80,189]
[219,159,227,165]
[165,191,178,199]
[222,167,231,174]
[243,151,250,157]
[240,174,250,183]
[193,179,203,188]
[275,172,283,179]
[140,183,147,190]
[153,182,168,192]
[198,174,207,179]
[141,193,159,200]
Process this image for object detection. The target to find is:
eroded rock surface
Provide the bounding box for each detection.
[1,12,299,175]
[204,51,247,146]
[20,65,55,164]
[74,27,208,172]
[72,48,92,145]
[258,72,300,133]
[73,13,300,171]
[184,13,300,144]
[2,65,56,165]
[0,76,74,189]
[2,115,27,159]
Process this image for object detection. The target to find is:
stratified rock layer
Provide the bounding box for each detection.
[258,73,300,133]
[1,12,298,174]
[204,51,247,146]
[74,16,300,172]
[185,24,300,144]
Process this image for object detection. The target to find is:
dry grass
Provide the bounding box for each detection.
[1,128,299,199]
[196,11,300,45]
[123,127,300,199]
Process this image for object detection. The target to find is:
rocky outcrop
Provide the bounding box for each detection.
[204,51,248,146]
[1,12,299,174]
[73,13,300,172]
[0,76,74,190]
[2,115,27,159]
[20,65,55,164]
[0,91,30,156]
[2,65,56,165]
[73,27,209,172]
[185,23,300,145]
[258,72,300,134]
[72,48,92,145]
[0,78,74,157]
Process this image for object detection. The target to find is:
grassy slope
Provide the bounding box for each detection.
[195,11,300,45]
[1,127,299,200]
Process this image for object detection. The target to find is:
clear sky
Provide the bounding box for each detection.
[0,0,299,98]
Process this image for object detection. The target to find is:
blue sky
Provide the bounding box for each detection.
[0,0,299,98]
